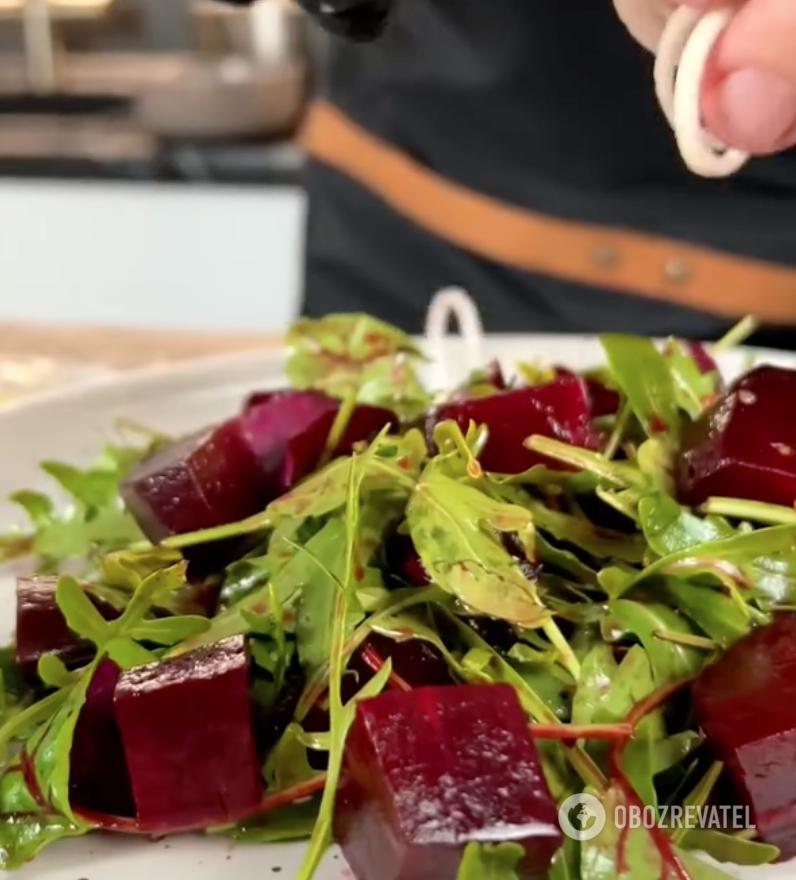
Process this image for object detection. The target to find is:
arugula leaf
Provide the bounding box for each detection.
[660,581,752,647]
[549,837,581,880]
[600,335,681,443]
[294,518,364,674]
[294,451,393,880]
[0,766,86,868]
[527,500,646,565]
[638,494,732,557]
[601,601,704,685]
[222,797,321,843]
[0,446,146,570]
[407,467,547,626]
[679,829,778,866]
[580,786,740,880]
[662,339,720,420]
[455,842,525,879]
[621,523,796,605]
[128,615,211,645]
[286,313,430,417]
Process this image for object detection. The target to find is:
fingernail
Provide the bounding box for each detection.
[712,67,796,153]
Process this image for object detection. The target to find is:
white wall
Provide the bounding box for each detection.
[0,180,306,331]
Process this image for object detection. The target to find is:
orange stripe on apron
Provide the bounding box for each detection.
[300,100,796,324]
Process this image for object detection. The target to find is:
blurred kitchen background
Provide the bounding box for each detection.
[0,0,319,333]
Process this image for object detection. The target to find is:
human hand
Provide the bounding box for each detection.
[614,0,796,155]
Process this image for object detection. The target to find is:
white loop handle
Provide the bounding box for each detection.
[424,287,485,390]
[655,7,749,178]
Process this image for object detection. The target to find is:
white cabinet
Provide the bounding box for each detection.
[0,180,306,331]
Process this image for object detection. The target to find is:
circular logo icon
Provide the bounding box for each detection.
[558,793,606,841]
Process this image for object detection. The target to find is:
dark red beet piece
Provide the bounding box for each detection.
[676,365,796,507]
[692,615,796,857]
[350,633,456,692]
[70,658,135,817]
[334,683,561,880]
[121,390,396,544]
[554,367,620,418]
[15,577,120,677]
[114,634,262,831]
[241,389,397,495]
[119,421,267,543]
[432,377,601,474]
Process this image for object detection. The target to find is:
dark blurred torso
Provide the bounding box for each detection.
[303,0,796,345]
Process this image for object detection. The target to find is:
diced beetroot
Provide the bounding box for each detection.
[114,635,262,831]
[241,390,398,495]
[676,365,796,507]
[431,377,602,473]
[304,634,456,741]
[70,658,135,817]
[554,367,620,418]
[334,683,561,880]
[692,615,796,857]
[121,390,396,543]
[15,577,120,677]
[119,421,267,543]
[351,633,456,692]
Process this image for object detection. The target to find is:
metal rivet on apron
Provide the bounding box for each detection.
[592,245,620,268]
[664,258,692,284]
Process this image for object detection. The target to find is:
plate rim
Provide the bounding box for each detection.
[1,333,793,426]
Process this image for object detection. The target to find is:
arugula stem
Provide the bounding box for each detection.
[670,761,724,846]
[603,402,632,461]
[318,391,357,469]
[359,645,412,692]
[292,595,346,880]
[0,688,70,760]
[701,496,796,525]
[541,618,581,681]
[653,630,717,651]
[529,722,632,741]
[526,436,647,488]
[711,316,759,353]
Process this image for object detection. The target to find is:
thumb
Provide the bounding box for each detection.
[697,0,796,153]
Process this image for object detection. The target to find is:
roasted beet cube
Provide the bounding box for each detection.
[114,635,262,831]
[432,377,601,474]
[120,421,266,542]
[351,633,456,693]
[335,683,561,880]
[121,390,396,543]
[70,658,135,818]
[677,365,796,507]
[241,389,397,494]
[303,635,455,745]
[15,576,119,677]
[554,367,620,418]
[692,615,796,857]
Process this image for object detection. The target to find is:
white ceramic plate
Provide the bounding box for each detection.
[2,335,796,880]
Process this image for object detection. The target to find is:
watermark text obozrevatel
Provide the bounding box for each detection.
[615,804,751,831]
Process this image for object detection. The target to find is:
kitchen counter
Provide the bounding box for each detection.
[0,321,281,368]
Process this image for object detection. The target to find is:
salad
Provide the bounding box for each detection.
[2,304,796,880]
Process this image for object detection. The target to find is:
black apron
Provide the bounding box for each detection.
[301,0,796,347]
